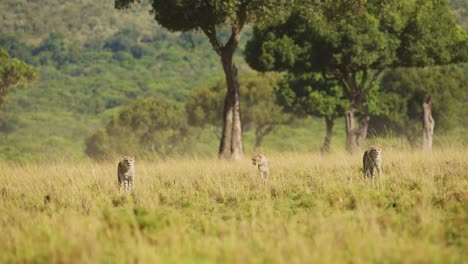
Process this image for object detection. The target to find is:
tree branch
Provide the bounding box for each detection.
[223,25,242,55]
[359,68,368,91]
[201,25,222,56]
[364,69,383,93]
[351,71,358,92]
[339,66,358,97]
[332,68,352,98]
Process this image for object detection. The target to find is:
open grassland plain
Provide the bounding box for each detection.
[0,149,467,263]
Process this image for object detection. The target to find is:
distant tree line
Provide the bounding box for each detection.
[85,73,292,159]
[86,64,467,159]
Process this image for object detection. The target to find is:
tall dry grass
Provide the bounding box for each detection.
[0,148,467,263]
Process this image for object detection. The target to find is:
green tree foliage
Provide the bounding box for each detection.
[0,36,33,64]
[115,0,291,160]
[245,0,468,153]
[33,33,82,68]
[371,65,467,146]
[0,48,35,148]
[85,97,188,160]
[0,48,36,106]
[276,73,347,152]
[0,109,20,140]
[186,73,293,150]
[0,0,158,44]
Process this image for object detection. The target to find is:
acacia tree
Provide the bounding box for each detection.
[245,0,467,153]
[115,0,289,160]
[186,73,293,151]
[276,73,346,153]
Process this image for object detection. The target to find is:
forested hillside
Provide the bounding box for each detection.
[0,0,466,161]
[2,0,158,44]
[0,0,253,161]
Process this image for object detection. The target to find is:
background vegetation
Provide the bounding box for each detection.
[0,0,466,161]
[0,0,232,161]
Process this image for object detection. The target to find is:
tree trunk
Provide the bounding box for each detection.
[422,96,434,151]
[254,132,264,153]
[254,126,266,153]
[254,125,275,153]
[345,106,358,153]
[345,102,369,153]
[218,53,244,160]
[356,103,369,147]
[321,117,334,153]
[202,25,244,160]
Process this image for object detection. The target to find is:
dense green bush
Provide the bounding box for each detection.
[370,65,467,145]
[85,97,189,160]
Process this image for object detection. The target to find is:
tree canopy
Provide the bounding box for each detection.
[276,73,347,152]
[246,0,468,152]
[0,48,36,106]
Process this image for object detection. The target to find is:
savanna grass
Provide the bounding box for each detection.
[0,148,467,263]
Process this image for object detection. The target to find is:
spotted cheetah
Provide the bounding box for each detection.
[252,154,270,180]
[363,146,382,180]
[118,155,135,191]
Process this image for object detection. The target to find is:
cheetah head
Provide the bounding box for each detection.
[252,154,267,166]
[369,146,382,157]
[122,155,135,168]
[251,154,260,166]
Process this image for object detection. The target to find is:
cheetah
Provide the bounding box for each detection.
[251,153,270,180]
[118,155,135,191]
[363,146,382,180]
